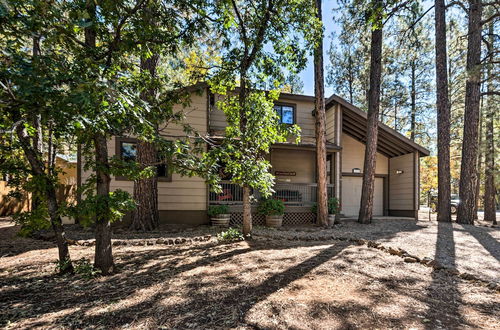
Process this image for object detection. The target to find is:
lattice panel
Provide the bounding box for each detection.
[230,212,315,226]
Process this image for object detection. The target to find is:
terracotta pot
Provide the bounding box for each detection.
[328,214,335,227]
[211,214,230,227]
[266,215,283,228]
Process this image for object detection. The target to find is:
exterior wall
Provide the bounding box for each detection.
[388,153,415,212]
[341,133,388,174]
[270,149,315,183]
[341,176,384,216]
[209,94,323,142]
[80,89,209,224]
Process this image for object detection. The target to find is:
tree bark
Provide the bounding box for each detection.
[93,133,114,274]
[434,0,452,222]
[131,141,159,231]
[85,0,114,274]
[358,0,383,224]
[410,62,416,141]
[242,185,252,236]
[131,54,160,231]
[313,0,328,227]
[483,21,497,225]
[15,124,73,273]
[457,0,483,225]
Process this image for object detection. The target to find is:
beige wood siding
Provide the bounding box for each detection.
[209,94,319,141]
[80,89,208,212]
[389,153,415,210]
[270,149,315,183]
[325,104,337,143]
[341,176,383,216]
[341,133,388,174]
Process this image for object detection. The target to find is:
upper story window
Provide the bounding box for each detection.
[116,138,171,181]
[274,104,295,124]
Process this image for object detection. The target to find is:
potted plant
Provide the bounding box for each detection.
[258,198,285,228]
[312,197,340,227]
[208,205,230,227]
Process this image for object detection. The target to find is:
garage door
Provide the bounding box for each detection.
[341,177,384,217]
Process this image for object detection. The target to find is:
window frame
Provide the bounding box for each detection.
[114,137,172,182]
[274,102,296,125]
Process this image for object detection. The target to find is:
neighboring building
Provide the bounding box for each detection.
[79,84,429,226]
[0,155,77,216]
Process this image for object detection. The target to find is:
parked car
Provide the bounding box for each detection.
[429,194,460,214]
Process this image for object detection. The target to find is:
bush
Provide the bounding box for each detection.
[74,258,101,279]
[311,197,340,215]
[207,204,229,217]
[217,227,244,241]
[257,198,285,216]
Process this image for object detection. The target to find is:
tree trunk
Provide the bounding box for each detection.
[358,0,383,224]
[434,0,452,222]
[483,21,496,225]
[131,141,159,231]
[313,0,328,227]
[85,0,114,274]
[131,54,160,231]
[93,133,114,275]
[242,185,252,236]
[474,103,483,220]
[410,62,416,141]
[457,0,483,225]
[15,124,73,273]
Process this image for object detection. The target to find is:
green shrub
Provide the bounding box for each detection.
[257,198,285,216]
[311,197,340,215]
[74,258,101,279]
[208,204,229,217]
[217,227,244,241]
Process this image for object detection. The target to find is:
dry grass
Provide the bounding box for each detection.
[0,217,499,329]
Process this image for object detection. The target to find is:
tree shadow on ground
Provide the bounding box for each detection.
[423,221,469,329]
[458,224,500,263]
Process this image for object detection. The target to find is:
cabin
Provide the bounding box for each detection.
[78,84,430,226]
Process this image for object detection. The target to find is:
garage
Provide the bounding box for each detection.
[341,176,384,217]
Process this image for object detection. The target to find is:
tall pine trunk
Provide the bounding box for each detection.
[242,185,252,236]
[131,54,160,231]
[410,62,416,141]
[457,0,483,225]
[239,73,252,237]
[434,0,452,222]
[85,0,114,274]
[483,21,497,225]
[314,0,328,227]
[358,0,383,224]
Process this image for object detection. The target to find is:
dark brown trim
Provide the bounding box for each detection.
[114,136,173,182]
[388,209,418,218]
[274,101,297,125]
[341,172,388,178]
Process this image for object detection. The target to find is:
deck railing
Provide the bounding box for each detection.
[209,181,334,207]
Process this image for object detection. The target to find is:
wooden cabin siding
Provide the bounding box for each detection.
[209,94,322,142]
[80,90,208,212]
[270,149,315,183]
[341,133,388,174]
[388,153,415,210]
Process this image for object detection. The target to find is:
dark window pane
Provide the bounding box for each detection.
[157,164,168,177]
[121,142,136,162]
[274,105,282,121]
[282,106,294,124]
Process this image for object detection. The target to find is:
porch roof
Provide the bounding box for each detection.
[325,94,431,158]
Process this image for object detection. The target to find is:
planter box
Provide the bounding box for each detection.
[211,214,230,227]
[265,215,283,228]
[328,214,335,227]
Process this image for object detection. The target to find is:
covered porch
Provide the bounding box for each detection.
[209,146,339,226]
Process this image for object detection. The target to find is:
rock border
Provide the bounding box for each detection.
[67,235,213,247]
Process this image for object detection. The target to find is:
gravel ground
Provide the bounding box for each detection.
[0,216,499,329]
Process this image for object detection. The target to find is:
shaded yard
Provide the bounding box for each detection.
[0,217,499,329]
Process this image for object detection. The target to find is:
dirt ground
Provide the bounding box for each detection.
[0,216,499,329]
